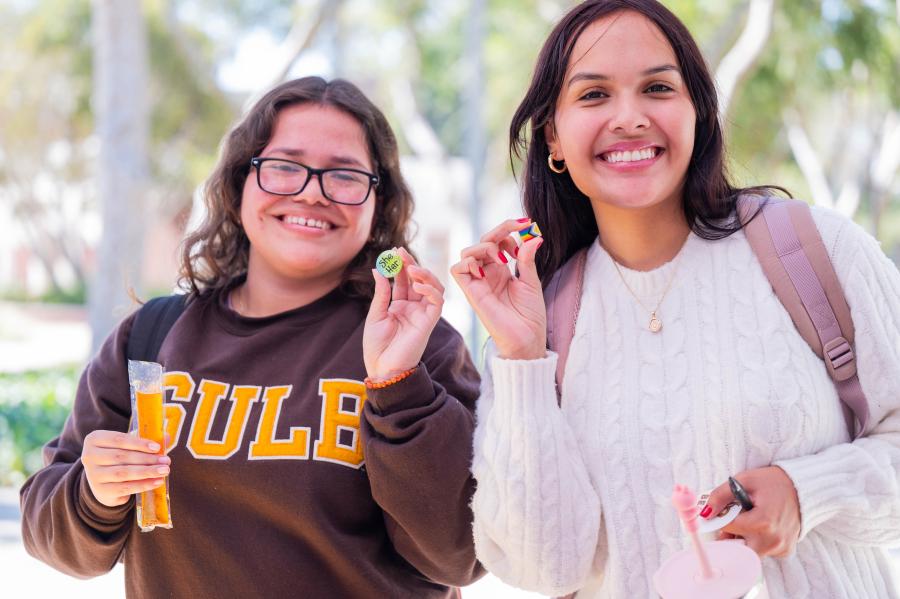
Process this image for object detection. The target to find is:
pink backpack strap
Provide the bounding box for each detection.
[544,247,589,404]
[738,194,870,438]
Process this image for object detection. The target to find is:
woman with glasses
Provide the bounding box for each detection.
[20,77,484,598]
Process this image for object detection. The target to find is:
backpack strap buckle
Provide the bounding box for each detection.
[824,336,856,381]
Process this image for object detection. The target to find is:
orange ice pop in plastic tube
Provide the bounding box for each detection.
[128,361,172,531]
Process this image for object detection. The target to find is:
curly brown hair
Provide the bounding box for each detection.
[179,76,414,300]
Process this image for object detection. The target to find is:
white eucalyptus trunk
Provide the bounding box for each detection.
[715,0,775,125]
[89,0,149,352]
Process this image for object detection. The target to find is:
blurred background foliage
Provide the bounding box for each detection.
[1,0,898,482]
[0,367,76,486]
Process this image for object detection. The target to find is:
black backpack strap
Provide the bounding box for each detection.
[126,294,188,362]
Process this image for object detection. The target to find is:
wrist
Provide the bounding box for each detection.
[78,468,132,524]
[365,364,416,381]
[495,342,547,361]
[364,365,419,389]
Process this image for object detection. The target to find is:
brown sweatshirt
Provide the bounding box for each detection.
[20,283,484,598]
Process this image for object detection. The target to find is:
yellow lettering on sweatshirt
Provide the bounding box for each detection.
[187,380,259,459]
[312,379,367,468]
[248,385,311,459]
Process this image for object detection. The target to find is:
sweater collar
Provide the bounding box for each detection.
[591,233,699,299]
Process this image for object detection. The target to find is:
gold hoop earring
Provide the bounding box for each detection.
[547,153,567,174]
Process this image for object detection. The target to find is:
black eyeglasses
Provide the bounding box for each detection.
[249,157,379,205]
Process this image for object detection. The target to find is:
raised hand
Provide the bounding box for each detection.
[363,247,445,381]
[450,218,546,360]
[81,430,171,508]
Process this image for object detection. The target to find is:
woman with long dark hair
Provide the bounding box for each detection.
[452,2,900,597]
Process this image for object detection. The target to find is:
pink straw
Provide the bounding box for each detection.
[672,484,714,580]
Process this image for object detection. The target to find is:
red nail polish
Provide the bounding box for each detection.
[498,252,508,264]
[700,505,712,519]
[478,267,485,278]
[513,246,519,258]
[516,217,530,223]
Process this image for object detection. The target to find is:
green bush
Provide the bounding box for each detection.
[0,283,87,305]
[0,366,79,486]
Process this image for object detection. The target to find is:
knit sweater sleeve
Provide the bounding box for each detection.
[470,341,601,596]
[775,211,900,545]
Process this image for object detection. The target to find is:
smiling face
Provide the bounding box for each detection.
[240,103,376,286]
[546,10,696,215]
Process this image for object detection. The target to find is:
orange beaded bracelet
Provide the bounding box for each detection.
[364,366,418,390]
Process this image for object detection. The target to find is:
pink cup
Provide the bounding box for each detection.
[653,538,768,599]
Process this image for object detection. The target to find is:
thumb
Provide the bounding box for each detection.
[515,236,544,290]
[367,269,391,323]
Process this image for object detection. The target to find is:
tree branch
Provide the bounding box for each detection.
[389,78,444,160]
[705,2,750,70]
[243,0,343,110]
[783,110,834,209]
[871,111,900,193]
[715,0,775,125]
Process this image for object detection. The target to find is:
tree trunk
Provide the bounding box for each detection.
[715,0,775,126]
[783,111,835,209]
[870,111,900,238]
[464,0,486,354]
[242,0,342,112]
[89,0,149,352]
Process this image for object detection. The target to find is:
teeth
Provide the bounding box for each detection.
[283,216,331,230]
[604,148,657,163]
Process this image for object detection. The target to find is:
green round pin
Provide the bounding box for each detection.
[375,249,404,278]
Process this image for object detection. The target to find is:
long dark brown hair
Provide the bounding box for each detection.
[179,77,414,299]
[511,0,787,284]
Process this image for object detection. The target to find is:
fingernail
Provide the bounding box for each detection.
[513,246,519,258]
[157,466,170,475]
[157,456,171,464]
[700,505,713,518]
[536,238,544,249]
[516,217,530,223]
[498,252,508,264]
[148,442,160,452]
[478,267,485,278]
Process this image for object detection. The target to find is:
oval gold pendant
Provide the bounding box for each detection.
[648,314,662,333]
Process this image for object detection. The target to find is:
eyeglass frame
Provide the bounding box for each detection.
[249,156,380,205]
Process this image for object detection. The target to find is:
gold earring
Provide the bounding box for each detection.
[547,153,567,174]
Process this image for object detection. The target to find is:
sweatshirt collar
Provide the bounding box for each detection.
[211,275,354,336]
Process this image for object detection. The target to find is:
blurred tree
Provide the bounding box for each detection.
[724,0,899,239]
[713,0,775,124]
[0,0,235,347]
[2,0,897,347]
[90,0,149,350]
[0,0,95,300]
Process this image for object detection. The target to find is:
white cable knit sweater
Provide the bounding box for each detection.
[471,207,900,598]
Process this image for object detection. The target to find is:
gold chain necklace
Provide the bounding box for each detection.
[610,257,678,333]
